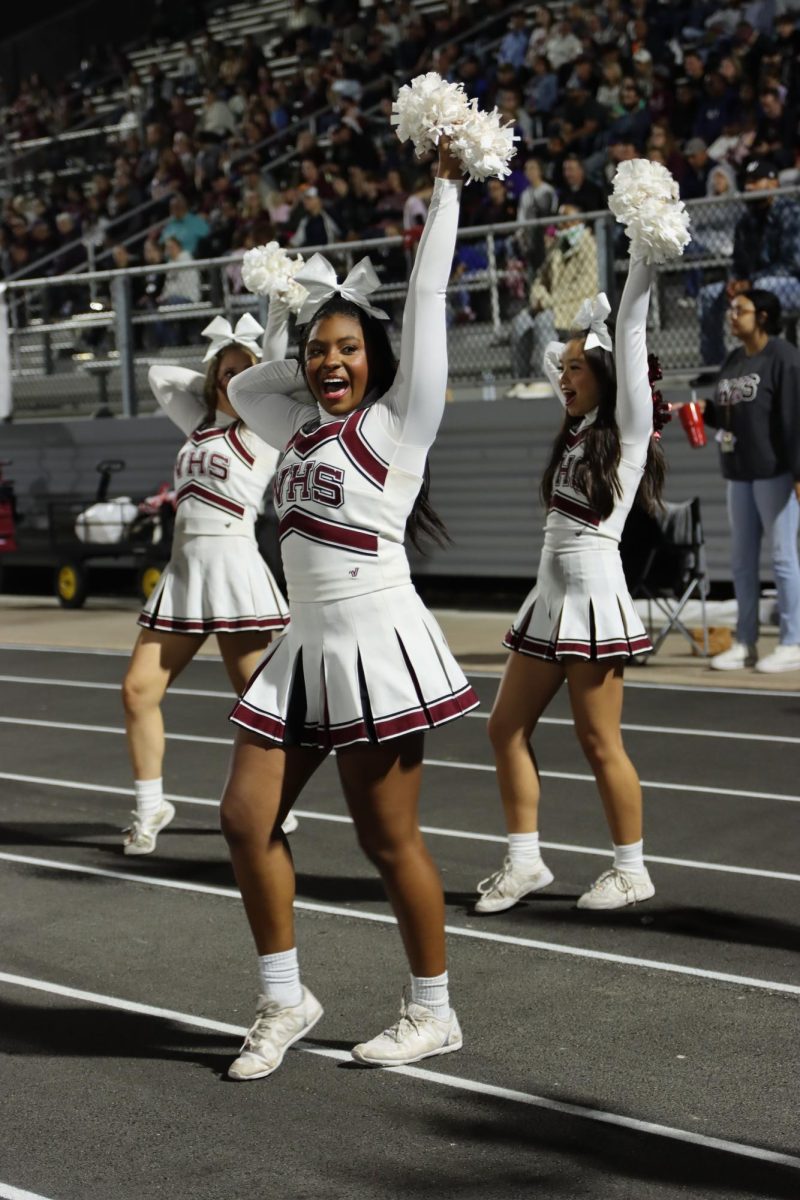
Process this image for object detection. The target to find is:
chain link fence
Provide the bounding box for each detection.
[4,187,799,420]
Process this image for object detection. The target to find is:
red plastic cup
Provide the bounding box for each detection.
[679,401,707,448]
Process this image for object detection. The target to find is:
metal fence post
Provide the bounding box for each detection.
[112,274,137,418]
[595,215,611,298]
[486,233,501,335]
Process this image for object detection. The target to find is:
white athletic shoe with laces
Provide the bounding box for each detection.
[122,800,176,856]
[228,987,323,1081]
[709,641,757,671]
[754,644,800,673]
[577,867,655,910]
[351,997,463,1066]
[475,855,554,914]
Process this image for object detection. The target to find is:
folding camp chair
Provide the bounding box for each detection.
[620,497,709,657]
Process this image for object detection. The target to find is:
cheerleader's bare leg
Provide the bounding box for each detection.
[222,730,328,1082]
[216,630,273,695]
[120,628,205,855]
[337,733,463,1067]
[337,733,444,975]
[565,658,655,910]
[475,652,563,914]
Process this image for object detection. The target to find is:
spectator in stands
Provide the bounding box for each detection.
[753,87,797,170]
[692,69,738,146]
[680,137,713,200]
[605,77,651,147]
[156,235,201,346]
[696,158,800,373]
[507,204,599,388]
[597,60,624,113]
[684,161,743,298]
[497,12,530,70]
[197,87,237,140]
[525,54,558,121]
[515,157,558,271]
[290,187,341,247]
[670,76,701,142]
[543,17,583,73]
[559,154,605,212]
[556,76,608,155]
[176,41,201,94]
[160,193,210,256]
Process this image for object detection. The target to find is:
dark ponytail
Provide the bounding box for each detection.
[297,296,450,551]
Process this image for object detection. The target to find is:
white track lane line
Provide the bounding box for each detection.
[3,674,797,746]
[0,1186,59,1200]
[2,972,798,1171]
[3,769,800,884]
[2,851,799,998]
[1,644,799,697]
[2,716,798,805]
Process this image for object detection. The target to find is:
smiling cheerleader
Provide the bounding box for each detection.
[475,161,689,917]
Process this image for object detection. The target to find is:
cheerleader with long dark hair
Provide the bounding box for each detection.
[219,138,479,1081]
[475,161,689,915]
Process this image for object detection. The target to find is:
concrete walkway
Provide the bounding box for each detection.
[1,595,798,691]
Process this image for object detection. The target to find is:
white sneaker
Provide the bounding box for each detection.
[754,644,800,673]
[577,867,655,911]
[281,812,299,834]
[351,998,462,1067]
[228,987,323,1081]
[122,800,176,856]
[475,855,554,914]
[709,641,757,670]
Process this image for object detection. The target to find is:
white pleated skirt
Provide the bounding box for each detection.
[138,533,289,635]
[504,542,652,662]
[230,583,479,749]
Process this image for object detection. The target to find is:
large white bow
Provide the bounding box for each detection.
[572,293,613,351]
[293,254,389,324]
[201,313,264,363]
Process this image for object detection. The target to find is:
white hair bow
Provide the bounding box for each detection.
[572,292,613,351]
[293,254,390,324]
[201,313,264,363]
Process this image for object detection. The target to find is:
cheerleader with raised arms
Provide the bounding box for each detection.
[120,301,296,855]
[475,161,690,915]
[219,135,483,1081]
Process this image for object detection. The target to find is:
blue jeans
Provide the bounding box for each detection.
[698,274,800,364]
[727,474,800,645]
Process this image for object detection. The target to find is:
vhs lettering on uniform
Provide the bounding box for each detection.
[275,460,345,508]
[717,372,761,406]
[176,448,230,481]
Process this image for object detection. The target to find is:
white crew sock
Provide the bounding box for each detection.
[613,839,645,874]
[258,947,303,1008]
[410,971,450,1021]
[508,831,542,870]
[134,778,164,822]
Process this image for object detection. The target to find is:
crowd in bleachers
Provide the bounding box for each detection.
[1,0,799,322]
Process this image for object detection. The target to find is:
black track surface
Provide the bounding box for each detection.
[1,647,799,1200]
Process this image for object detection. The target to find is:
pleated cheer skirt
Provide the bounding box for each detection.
[230,583,479,749]
[504,541,652,662]
[138,533,290,635]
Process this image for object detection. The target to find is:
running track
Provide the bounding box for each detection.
[1,643,798,1200]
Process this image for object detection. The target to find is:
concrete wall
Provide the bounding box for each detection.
[0,405,756,582]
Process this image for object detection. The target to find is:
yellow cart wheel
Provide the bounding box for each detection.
[138,563,162,602]
[55,561,88,609]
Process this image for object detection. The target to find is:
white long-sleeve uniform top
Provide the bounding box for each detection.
[544,255,654,547]
[229,176,462,602]
[147,307,289,537]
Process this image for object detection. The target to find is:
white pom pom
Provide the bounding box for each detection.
[450,101,518,183]
[241,242,309,313]
[392,71,517,183]
[608,159,692,264]
[391,72,470,157]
